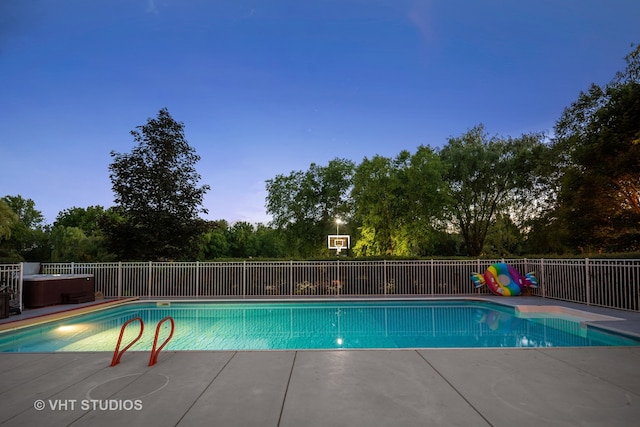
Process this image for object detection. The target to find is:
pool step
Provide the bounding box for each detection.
[61,292,95,304]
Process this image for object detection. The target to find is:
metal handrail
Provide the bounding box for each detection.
[148,316,175,366]
[110,317,144,366]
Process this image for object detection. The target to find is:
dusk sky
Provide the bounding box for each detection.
[1,0,639,225]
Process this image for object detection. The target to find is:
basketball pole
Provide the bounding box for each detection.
[335,218,343,255]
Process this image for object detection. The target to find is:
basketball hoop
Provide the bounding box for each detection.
[328,235,350,254]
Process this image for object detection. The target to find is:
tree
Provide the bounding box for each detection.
[522,213,570,255]
[350,146,448,256]
[254,223,287,258]
[50,227,91,262]
[0,199,18,241]
[351,154,404,256]
[2,195,45,229]
[483,214,524,256]
[403,146,450,255]
[54,206,106,235]
[105,108,210,260]
[0,195,50,261]
[439,125,547,256]
[265,158,354,257]
[199,220,230,259]
[228,221,259,258]
[553,45,640,251]
[50,206,113,261]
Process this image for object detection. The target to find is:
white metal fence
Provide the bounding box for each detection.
[34,258,640,312]
[524,258,640,310]
[0,263,23,313]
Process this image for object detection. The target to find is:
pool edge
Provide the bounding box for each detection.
[0,298,139,333]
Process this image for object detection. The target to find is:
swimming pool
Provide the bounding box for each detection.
[1,300,638,352]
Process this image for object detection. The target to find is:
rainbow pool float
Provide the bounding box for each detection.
[470,262,538,296]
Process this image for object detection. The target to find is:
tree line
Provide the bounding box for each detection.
[266,45,639,258]
[1,46,638,262]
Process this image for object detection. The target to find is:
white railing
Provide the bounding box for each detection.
[38,259,640,312]
[0,263,23,313]
[525,258,640,311]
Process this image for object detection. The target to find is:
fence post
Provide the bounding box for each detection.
[336,259,340,296]
[384,259,387,297]
[71,262,75,275]
[540,258,546,299]
[243,260,247,299]
[289,261,293,296]
[585,258,590,306]
[148,261,153,298]
[195,261,200,298]
[430,259,434,295]
[117,261,122,299]
[476,259,483,295]
[19,262,24,312]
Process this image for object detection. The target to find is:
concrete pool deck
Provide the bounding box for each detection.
[1,297,640,426]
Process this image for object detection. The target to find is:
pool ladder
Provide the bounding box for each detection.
[110,316,175,367]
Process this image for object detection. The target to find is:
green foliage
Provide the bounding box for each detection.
[254,224,287,258]
[265,158,355,257]
[228,221,259,258]
[50,206,114,261]
[199,220,230,259]
[553,45,640,251]
[196,220,287,260]
[439,125,548,256]
[483,214,524,256]
[351,154,404,256]
[49,226,112,262]
[54,206,106,235]
[0,195,50,262]
[351,147,448,256]
[2,195,45,229]
[0,199,18,241]
[105,108,210,260]
[522,213,570,255]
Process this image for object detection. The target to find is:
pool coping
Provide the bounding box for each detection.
[0,297,139,333]
[514,304,625,321]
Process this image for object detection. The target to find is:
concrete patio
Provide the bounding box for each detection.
[0,347,639,426]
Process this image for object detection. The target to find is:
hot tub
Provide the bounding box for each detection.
[22,274,95,308]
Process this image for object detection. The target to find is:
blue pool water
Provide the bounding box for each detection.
[1,300,638,352]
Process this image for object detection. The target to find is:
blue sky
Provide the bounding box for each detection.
[1,0,639,225]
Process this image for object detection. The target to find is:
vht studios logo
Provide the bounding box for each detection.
[34,399,143,411]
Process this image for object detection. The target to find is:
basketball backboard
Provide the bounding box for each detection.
[328,235,350,253]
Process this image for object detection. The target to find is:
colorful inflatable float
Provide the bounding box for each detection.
[470,262,538,296]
